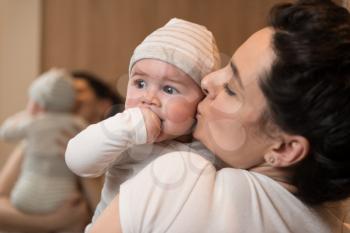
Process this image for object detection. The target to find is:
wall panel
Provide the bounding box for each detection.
[41,0,284,95]
[0,0,42,167]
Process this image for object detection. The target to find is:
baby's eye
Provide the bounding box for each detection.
[163,85,179,95]
[134,79,146,89]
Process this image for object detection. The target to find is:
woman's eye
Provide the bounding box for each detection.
[224,83,236,96]
[134,79,146,89]
[163,85,179,94]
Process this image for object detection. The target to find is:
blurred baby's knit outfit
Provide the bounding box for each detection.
[0,69,86,214]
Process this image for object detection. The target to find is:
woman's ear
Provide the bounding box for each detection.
[265,135,309,167]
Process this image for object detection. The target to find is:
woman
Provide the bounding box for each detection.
[90,0,350,232]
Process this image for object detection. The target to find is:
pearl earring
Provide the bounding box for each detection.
[268,157,276,165]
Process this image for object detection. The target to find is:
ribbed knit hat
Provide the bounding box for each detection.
[29,69,76,112]
[129,18,221,85]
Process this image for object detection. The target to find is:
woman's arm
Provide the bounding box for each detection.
[0,194,89,233]
[89,194,122,233]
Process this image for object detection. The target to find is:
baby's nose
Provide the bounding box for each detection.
[141,92,161,107]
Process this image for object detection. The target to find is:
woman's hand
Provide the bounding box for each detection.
[0,192,89,233]
[49,193,90,232]
[140,108,161,143]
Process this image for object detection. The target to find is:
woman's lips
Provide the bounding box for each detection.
[196,106,203,118]
[160,119,164,129]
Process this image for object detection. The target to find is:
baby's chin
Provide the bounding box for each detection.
[155,132,178,143]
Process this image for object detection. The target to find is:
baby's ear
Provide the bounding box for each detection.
[265,134,309,167]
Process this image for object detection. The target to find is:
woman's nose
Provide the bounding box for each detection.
[201,73,217,99]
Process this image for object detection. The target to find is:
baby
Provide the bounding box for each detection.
[0,69,85,214]
[65,18,221,231]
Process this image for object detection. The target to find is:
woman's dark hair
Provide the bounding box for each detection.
[71,70,124,117]
[260,0,350,205]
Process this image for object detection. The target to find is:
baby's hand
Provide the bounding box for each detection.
[140,108,161,143]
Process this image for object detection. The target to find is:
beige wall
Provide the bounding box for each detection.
[0,0,42,167]
[41,0,283,97]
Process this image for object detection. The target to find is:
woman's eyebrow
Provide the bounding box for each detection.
[230,61,243,89]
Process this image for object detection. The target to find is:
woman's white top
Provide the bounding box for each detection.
[119,152,340,233]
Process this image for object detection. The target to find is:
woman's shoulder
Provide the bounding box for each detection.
[129,151,267,192]
[127,151,217,189]
[119,151,216,232]
[120,152,333,233]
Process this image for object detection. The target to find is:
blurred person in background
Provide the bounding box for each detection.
[71,70,124,124]
[0,69,123,233]
[0,69,88,220]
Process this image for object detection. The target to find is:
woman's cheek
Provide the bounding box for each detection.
[207,118,247,153]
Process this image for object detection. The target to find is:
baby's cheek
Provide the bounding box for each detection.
[125,86,141,109]
[164,98,198,123]
[125,97,139,109]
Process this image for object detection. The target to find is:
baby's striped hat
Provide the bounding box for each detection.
[129,18,221,85]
